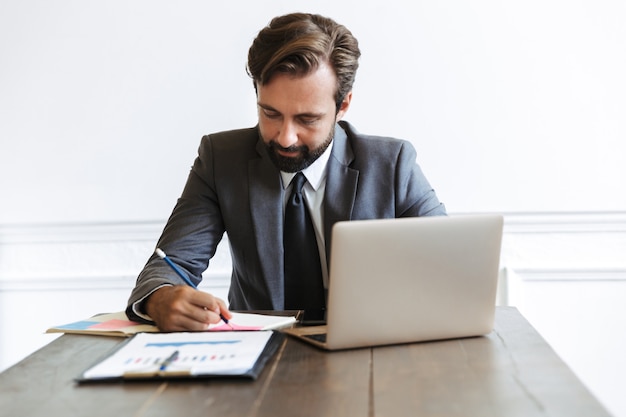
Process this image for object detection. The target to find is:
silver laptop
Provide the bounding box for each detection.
[283,214,503,350]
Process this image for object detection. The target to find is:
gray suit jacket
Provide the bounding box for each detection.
[126,121,446,321]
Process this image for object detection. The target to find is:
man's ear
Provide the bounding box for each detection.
[336,91,353,121]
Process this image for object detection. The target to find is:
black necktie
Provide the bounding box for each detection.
[283,172,325,319]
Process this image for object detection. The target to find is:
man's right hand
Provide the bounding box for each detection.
[144,285,232,331]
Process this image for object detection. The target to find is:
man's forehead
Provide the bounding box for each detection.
[256,65,337,113]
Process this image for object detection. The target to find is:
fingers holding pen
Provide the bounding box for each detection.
[152,248,232,329]
[146,285,231,331]
[189,289,232,325]
[214,297,232,322]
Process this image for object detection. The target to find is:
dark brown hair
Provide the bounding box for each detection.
[247,13,361,111]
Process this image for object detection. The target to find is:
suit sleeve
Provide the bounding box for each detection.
[396,141,447,217]
[126,135,226,322]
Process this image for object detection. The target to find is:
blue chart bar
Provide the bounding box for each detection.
[145,340,241,348]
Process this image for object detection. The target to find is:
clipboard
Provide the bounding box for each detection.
[76,330,285,382]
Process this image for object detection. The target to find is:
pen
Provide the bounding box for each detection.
[155,248,232,328]
[159,350,179,372]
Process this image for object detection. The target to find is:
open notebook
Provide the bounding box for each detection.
[283,214,503,350]
[48,311,297,337]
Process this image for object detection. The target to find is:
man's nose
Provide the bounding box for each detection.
[275,121,299,148]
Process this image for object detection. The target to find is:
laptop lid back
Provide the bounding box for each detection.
[323,214,503,350]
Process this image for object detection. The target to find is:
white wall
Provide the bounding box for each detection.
[1,1,625,416]
[2,1,625,222]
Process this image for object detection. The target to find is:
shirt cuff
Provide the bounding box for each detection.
[129,283,173,322]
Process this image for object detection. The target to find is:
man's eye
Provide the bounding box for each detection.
[300,117,318,125]
[263,111,280,119]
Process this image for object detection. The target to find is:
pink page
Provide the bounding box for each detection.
[209,322,262,331]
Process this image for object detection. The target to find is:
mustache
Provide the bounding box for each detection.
[268,141,308,154]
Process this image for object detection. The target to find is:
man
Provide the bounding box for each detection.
[126,12,446,331]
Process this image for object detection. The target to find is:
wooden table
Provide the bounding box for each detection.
[0,307,612,417]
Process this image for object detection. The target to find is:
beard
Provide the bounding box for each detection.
[264,125,334,173]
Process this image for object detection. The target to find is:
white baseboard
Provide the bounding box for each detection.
[498,211,626,282]
[2,211,625,290]
[0,220,232,292]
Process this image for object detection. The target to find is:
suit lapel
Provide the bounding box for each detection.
[249,138,284,309]
[323,123,359,263]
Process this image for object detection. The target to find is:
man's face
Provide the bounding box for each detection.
[257,62,351,173]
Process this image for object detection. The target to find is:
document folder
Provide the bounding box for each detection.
[76,330,284,382]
